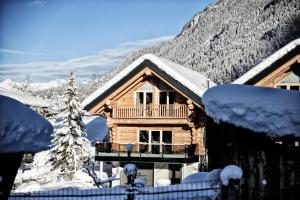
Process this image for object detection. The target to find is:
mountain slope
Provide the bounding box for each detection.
[116,0,300,84]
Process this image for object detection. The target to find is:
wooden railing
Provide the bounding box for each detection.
[112,104,188,118]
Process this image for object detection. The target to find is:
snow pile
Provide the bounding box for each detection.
[82,54,216,109]
[182,168,222,187]
[123,163,138,177]
[0,95,53,153]
[0,87,50,108]
[156,178,171,187]
[203,84,300,137]
[134,176,147,187]
[220,165,243,186]
[84,115,108,143]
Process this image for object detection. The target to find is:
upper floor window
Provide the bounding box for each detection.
[159,91,176,104]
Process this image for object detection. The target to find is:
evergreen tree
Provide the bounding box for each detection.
[50,72,89,180]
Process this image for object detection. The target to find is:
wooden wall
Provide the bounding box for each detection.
[117,76,187,106]
[206,117,300,200]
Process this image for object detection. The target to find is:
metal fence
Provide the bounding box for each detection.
[9,179,229,200]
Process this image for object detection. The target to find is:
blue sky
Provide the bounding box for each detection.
[0,0,215,82]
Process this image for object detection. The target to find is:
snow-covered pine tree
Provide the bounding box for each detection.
[50,72,89,180]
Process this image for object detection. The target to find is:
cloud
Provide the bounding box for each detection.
[28,0,46,7]
[0,48,43,56]
[0,35,173,83]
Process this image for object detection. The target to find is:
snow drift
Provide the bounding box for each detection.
[202,84,300,137]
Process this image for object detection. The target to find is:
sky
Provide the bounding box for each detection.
[0,0,216,82]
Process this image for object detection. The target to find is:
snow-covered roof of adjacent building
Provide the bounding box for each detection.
[82,54,216,109]
[233,38,300,84]
[0,95,53,153]
[0,87,50,108]
[202,84,300,138]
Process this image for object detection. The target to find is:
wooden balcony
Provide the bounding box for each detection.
[112,104,188,119]
[95,143,199,163]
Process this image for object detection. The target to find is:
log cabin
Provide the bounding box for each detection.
[233,38,300,90]
[82,54,216,186]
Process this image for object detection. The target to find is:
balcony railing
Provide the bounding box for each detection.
[95,142,198,163]
[112,104,188,119]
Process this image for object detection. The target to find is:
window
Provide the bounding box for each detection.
[139,130,172,154]
[276,73,300,91]
[290,86,299,91]
[277,85,287,90]
[159,91,176,104]
[136,92,153,105]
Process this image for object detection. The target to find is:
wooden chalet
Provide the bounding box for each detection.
[234,38,300,90]
[82,54,216,186]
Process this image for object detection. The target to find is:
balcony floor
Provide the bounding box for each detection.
[95,152,199,163]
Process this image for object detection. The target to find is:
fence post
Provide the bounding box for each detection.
[222,179,240,200]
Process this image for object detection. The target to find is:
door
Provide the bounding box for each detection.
[151,131,161,154]
[136,92,153,117]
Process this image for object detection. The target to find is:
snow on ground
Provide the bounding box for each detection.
[182,168,221,188]
[0,95,53,153]
[202,84,300,137]
[13,148,96,192]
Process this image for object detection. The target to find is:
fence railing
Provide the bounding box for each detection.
[9,180,223,200]
[96,143,198,156]
[112,104,188,119]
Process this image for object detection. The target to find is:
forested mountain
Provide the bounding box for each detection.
[113,0,300,84]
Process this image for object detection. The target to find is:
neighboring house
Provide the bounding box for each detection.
[202,84,300,200]
[82,54,216,186]
[233,38,300,91]
[0,87,51,116]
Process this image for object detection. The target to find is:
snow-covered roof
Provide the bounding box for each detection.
[202,84,300,137]
[82,54,216,109]
[234,38,300,84]
[0,95,53,153]
[0,87,50,108]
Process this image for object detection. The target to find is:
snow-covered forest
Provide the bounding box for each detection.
[1,0,299,107]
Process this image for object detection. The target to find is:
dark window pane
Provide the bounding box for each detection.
[163,131,172,144]
[290,86,299,91]
[277,85,287,89]
[139,130,149,143]
[152,144,160,154]
[136,92,144,104]
[159,92,167,104]
[139,144,148,153]
[146,93,152,104]
[169,92,176,104]
[151,131,160,143]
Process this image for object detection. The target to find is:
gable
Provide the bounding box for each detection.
[82,54,216,113]
[85,64,203,114]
